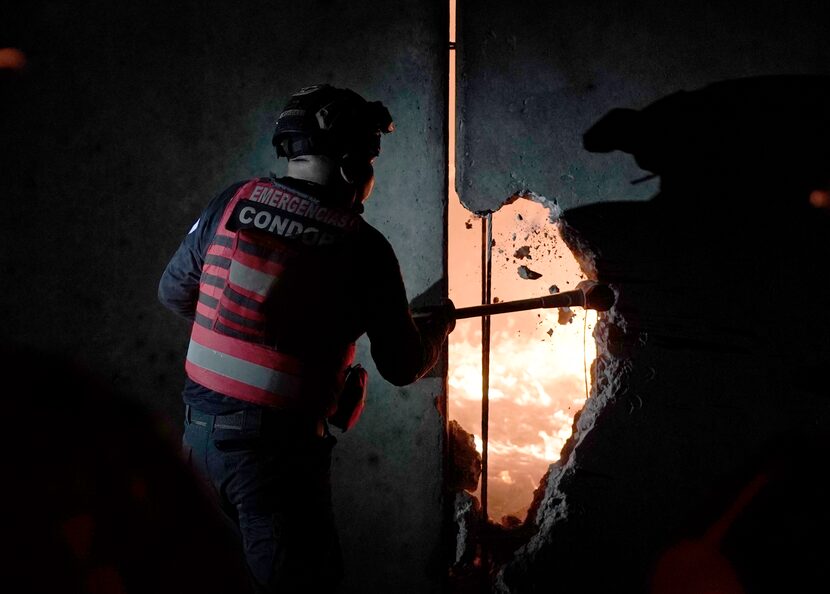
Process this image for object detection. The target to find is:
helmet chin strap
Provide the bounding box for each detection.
[339,157,375,206]
[345,167,374,207]
[286,154,372,211]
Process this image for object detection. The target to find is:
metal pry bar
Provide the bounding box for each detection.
[413,281,615,320]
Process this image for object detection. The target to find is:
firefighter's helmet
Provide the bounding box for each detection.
[272,84,394,162]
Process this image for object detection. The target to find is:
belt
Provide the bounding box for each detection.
[185,405,326,438]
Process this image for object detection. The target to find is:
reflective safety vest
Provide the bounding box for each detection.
[185,178,361,411]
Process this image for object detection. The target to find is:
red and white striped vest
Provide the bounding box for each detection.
[185,178,360,411]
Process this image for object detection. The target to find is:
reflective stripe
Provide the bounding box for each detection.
[194,312,213,328]
[212,234,234,248]
[228,261,277,297]
[186,362,296,408]
[219,292,265,320]
[198,293,219,310]
[195,300,216,321]
[214,320,265,342]
[191,321,303,373]
[187,339,302,398]
[231,243,287,276]
[184,178,360,410]
[202,272,226,289]
[237,237,295,264]
[219,305,264,329]
[200,283,224,301]
[224,285,266,312]
[205,254,232,269]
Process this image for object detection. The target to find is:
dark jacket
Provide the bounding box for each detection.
[159,177,447,414]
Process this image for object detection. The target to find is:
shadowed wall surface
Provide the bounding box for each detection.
[455,2,830,591]
[7,1,830,592]
[457,0,830,213]
[1,2,447,592]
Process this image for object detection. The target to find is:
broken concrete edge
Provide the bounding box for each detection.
[458,188,563,222]
[493,312,631,592]
[450,189,628,588]
[490,214,629,592]
[447,419,483,493]
[558,216,599,280]
[453,491,481,567]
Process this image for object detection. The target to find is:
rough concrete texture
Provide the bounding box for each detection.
[1,2,447,592]
[497,76,830,592]
[457,0,830,213]
[447,419,482,493]
[455,2,830,590]
[452,491,481,567]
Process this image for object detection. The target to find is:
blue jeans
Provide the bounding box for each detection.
[182,406,343,593]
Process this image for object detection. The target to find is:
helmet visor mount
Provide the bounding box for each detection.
[273,85,394,162]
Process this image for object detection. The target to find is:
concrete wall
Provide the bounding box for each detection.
[1,2,447,592]
[457,0,830,213]
[456,1,830,592]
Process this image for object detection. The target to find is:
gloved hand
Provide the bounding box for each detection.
[413,299,456,336]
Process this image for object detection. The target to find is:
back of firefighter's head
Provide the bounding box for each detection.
[272,84,394,209]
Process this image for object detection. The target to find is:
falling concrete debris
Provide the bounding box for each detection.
[558,307,576,325]
[548,285,560,294]
[517,265,542,280]
[547,328,554,336]
[513,246,531,259]
[465,219,473,229]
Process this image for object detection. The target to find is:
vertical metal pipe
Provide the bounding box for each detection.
[480,211,492,580]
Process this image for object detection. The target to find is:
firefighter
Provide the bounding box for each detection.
[158,84,454,592]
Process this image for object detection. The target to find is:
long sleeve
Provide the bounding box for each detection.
[360,225,450,386]
[158,182,245,320]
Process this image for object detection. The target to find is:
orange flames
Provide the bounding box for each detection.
[447,2,595,522]
[448,196,597,522]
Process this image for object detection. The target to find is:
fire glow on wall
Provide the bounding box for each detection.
[447,0,597,524]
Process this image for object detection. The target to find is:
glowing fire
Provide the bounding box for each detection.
[448,196,597,522]
[446,2,595,522]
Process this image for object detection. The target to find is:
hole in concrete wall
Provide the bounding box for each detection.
[445,8,610,586]
[448,194,598,524]
[447,0,597,535]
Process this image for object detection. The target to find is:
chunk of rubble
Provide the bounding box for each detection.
[558,306,576,325]
[517,265,542,280]
[453,491,480,567]
[513,246,531,259]
[548,284,560,294]
[501,515,522,529]
[448,420,482,492]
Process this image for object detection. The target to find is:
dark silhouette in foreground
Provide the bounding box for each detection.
[5,344,252,593]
